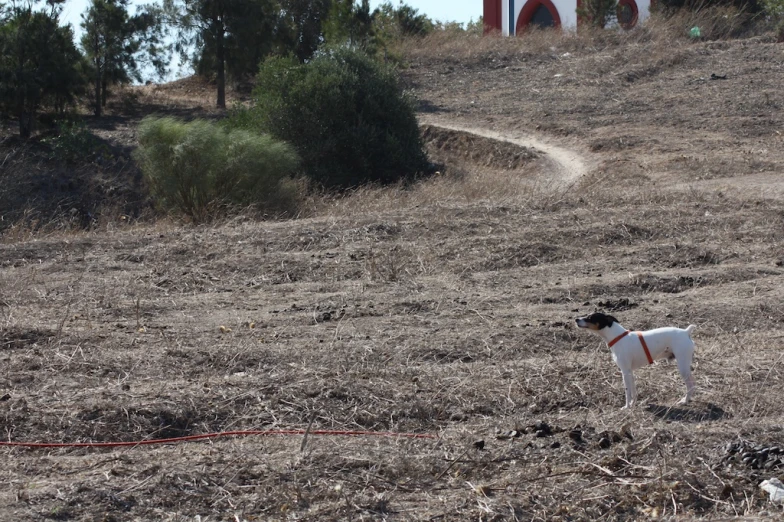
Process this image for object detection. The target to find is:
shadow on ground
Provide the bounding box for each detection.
[646,402,729,422]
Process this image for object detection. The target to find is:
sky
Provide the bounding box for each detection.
[371,1,481,25]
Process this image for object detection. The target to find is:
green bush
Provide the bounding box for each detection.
[230,47,430,189]
[134,116,300,221]
[761,0,784,40]
[762,0,784,16]
[373,1,434,40]
[44,119,107,165]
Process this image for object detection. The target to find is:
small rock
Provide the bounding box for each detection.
[598,430,622,443]
[760,478,784,503]
[534,421,552,436]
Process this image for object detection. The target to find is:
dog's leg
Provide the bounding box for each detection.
[675,355,696,404]
[621,370,636,409]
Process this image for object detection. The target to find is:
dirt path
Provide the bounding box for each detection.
[419,117,592,186]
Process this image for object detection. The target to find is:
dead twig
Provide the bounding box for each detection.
[300,411,317,453]
[434,447,471,481]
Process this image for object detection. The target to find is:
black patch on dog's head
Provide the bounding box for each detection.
[575,312,618,330]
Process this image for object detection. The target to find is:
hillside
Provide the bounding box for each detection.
[1,27,784,521]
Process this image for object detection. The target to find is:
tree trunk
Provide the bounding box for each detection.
[216,23,226,109]
[93,29,103,117]
[15,48,30,138]
[95,67,103,117]
[19,110,33,139]
[102,79,108,108]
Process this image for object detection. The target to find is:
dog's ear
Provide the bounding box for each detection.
[604,314,618,327]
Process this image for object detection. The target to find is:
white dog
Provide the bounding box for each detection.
[575,312,697,409]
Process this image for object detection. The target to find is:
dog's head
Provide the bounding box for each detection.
[575,312,618,331]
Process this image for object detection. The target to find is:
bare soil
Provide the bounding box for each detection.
[2,27,784,521]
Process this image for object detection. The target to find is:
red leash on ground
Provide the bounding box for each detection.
[0,429,437,449]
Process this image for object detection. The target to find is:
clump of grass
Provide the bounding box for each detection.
[647,3,756,41]
[134,116,301,222]
[43,119,108,165]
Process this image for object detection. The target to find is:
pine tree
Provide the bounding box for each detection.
[0,1,85,137]
[81,0,166,117]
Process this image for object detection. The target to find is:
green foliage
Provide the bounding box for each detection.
[164,0,277,107]
[195,0,278,79]
[761,0,784,17]
[577,0,619,28]
[81,0,167,116]
[463,17,484,36]
[373,1,433,39]
[0,2,86,137]
[274,0,332,62]
[371,0,433,53]
[134,116,301,220]
[231,47,429,189]
[768,0,784,40]
[358,1,441,62]
[323,0,374,48]
[44,119,107,164]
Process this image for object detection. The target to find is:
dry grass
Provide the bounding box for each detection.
[110,76,242,114]
[399,4,764,63]
[2,178,783,519]
[2,17,784,521]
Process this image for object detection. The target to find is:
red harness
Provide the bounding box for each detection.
[607,330,654,365]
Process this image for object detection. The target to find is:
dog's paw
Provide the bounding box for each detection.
[677,397,690,405]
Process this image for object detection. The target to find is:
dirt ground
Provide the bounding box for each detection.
[2,24,784,521]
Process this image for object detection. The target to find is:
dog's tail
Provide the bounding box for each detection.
[685,324,697,338]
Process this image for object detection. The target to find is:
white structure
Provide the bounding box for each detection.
[483,0,652,34]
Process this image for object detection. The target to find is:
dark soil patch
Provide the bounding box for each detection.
[422,124,538,170]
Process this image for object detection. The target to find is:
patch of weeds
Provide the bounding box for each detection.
[1,327,55,349]
[43,119,109,165]
[44,505,74,520]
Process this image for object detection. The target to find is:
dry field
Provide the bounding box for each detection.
[2,18,784,521]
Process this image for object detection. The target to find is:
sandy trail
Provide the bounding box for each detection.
[420,117,591,186]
